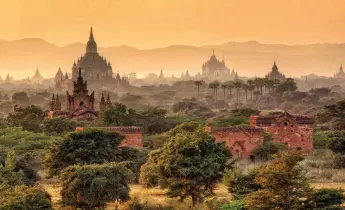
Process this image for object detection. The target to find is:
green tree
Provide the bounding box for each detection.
[276,78,298,94]
[245,152,312,210]
[43,116,82,136]
[146,122,231,205]
[224,168,261,199]
[44,129,124,176]
[252,133,286,161]
[60,163,132,209]
[102,103,137,126]
[6,105,46,132]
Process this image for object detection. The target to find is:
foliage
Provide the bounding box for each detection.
[102,102,137,126]
[0,185,52,210]
[313,130,332,149]
[322,99,345,130]
[43,116,83,136]
[139,149,166,188]
[143,134,169,150]
[136,106,170,135]
[11,91,30,104]
[326,131,345,168]
[306,188,345,210]
[230,108,260,117]
[245,152,312,210]
[60,163,132,209]
[44,129,124,176]
[220,200,246,210]
[0,163,25,191]
[252,132,286,161]
[146,122,231,205]
[6,105,46,132]
[172,99,215,119]
[203,196,228,210]
[213,116,250,127]
[224,168,261,199]
[276,78,298,94]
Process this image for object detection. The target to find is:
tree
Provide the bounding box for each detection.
[254,78,264,94]
[194,80,203,97]
[146,122,231,205]
[227,81,234,99]
[136,107,169,135]
[60,163,132,209]
[44,129,124,176]
[101,103,137,126]
[224,168,261,199]
[245,152,312,210]
[233,80,243,102]
[276,78,297,94]
[246,80,255,99]
[11,91,30,105]
[6,105,46,132]
[221,83,228,100]
[252,133,286,161]
[241,84,249,101]
[43,116,82,136]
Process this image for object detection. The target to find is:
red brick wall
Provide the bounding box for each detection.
[206,126,265,158]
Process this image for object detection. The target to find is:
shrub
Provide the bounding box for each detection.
[220,200,246,210]
[224,169,261,199]
[60,163,133,209]
[307,188,345,209]
[0,185,52,210]
[252,133,286,161]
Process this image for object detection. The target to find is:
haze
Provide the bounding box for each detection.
[1,0,345,48]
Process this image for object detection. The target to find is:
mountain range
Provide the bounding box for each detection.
[0,39,344,79]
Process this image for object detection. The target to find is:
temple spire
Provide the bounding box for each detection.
[89,26,94,41]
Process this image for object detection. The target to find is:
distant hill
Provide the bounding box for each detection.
[0,39,344,79]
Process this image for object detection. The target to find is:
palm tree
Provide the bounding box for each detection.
[213,81,220,101]
[247,79,255,99]
[233,80,243,102]
[273,79,281,91]
[194,80,203,96]
[254,78,264,94]
[265,79,275,93]
[208,82,215,98]
[221,83,228,100]
[226,81,234,99]
[242,83,249,101]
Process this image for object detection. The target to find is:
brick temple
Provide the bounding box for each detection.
[207,111,314,158]
[250,111,314,151]
[206,126,264,158]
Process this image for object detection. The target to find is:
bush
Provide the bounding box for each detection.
[252,133,286,161]
[307,188,345,209]
[220,200,246,210]
[0,185,52,210]
[60,163,133,209]
[224,169,261,199]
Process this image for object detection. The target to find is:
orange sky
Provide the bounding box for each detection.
[0,0,345,48]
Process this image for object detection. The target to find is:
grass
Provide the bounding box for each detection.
[42,182,345,210]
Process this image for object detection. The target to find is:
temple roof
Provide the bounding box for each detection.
[252,111,314,125]
[86,26,97,54]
